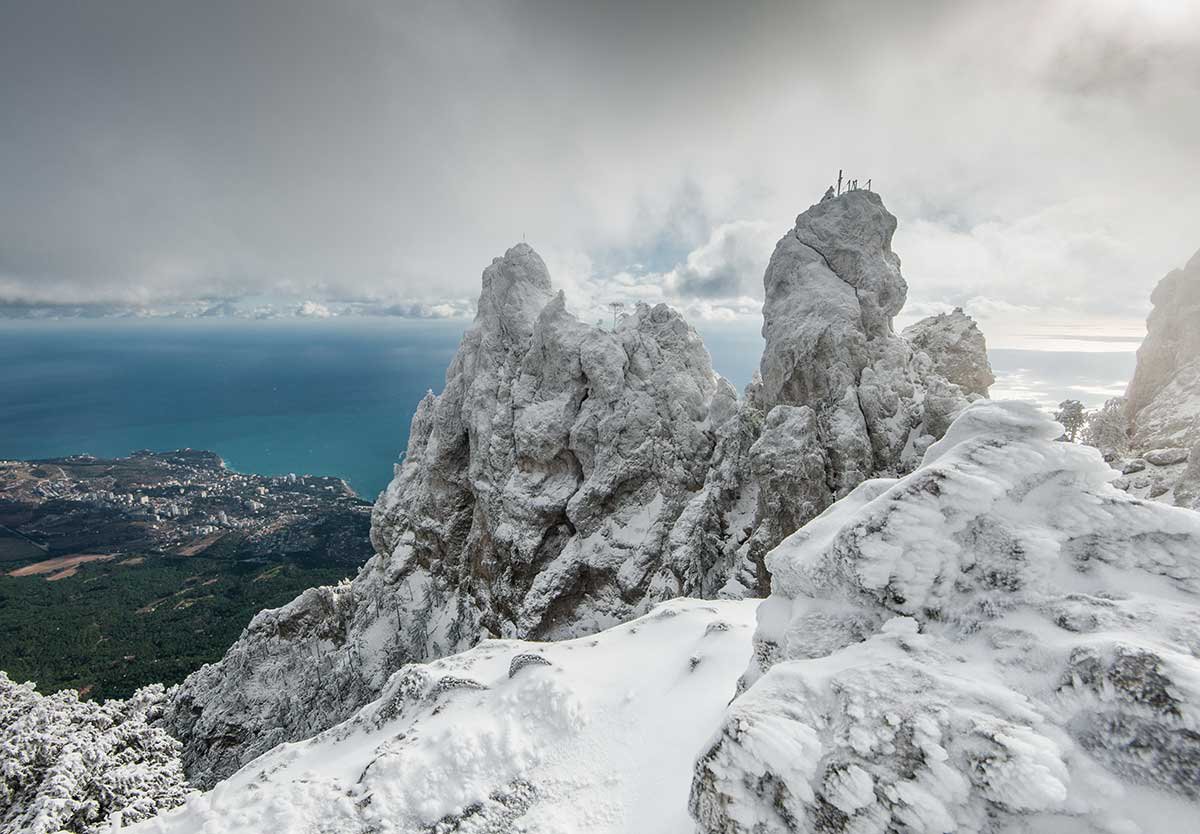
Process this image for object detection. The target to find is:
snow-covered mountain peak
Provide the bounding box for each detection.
[129,399,1200,834]
[790,188,907,335]
[161,191,991,789]
[474,242,555,343]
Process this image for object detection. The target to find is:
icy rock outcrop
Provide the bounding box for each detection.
[165,244,755,785]
[165,191,975,787]
[1107,248,1200,509]
[1126,248,1200,452]
[755,189,969,500]
[691,401,1200,833]
[902,307,994,397]
[1173,445,1200,510]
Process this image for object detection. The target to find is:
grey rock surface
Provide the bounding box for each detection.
[1174,445,1200,510]
[1145,447,1190,467]
[1105,249,1200,510]
[902,307,994,397]
[1126,248,1200,452]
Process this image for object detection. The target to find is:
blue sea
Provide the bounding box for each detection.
[0,319,1135,500]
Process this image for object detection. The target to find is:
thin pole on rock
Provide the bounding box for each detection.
[837,169,843,196]
[609,301,624,330]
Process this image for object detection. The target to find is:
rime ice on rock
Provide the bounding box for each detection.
[689,401,1200,833]
[747,189,973,570]
[1126,248,1200,452]
[165,192,977,786]
[1106,248,1200,508]
[166,244,748,785]
[902,307,994,397]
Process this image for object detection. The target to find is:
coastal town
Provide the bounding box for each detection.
[0,449,373,576]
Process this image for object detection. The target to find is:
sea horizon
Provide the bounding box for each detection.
[0,317,1139,500]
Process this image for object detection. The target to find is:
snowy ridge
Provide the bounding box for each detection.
[163,190,985,787]
[690,401,1200,833]
[126,600,757,834]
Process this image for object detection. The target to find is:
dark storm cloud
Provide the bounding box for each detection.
[0,0,1197,329]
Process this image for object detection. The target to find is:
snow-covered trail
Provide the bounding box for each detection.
[125,599,757,834]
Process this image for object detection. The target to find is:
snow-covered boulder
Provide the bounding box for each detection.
[690,401,1200,833]
[902,307,994,397]
[124,600,757,834]
[165,191,976,787]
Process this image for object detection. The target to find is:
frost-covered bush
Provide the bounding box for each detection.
[0,673,187,834]
[1082,395,1130,456]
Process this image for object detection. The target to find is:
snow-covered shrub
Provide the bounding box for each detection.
[1082,396,1131,457]
[0,673,187,834]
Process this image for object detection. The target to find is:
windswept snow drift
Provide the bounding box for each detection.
[690,401,1200,833]
[125,600,756,834]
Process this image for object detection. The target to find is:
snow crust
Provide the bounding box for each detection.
[690,400,1200,833]
[123,600,756,834]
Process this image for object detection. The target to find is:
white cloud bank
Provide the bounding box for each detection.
[0,0,1196,337]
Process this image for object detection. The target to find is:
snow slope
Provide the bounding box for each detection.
[691,400,1200,833]
[124,599,756,834]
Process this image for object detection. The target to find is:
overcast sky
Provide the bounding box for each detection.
[2,0,1197,346]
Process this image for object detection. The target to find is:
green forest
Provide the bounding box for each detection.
[0,553,347,701]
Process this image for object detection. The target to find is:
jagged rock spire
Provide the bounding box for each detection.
[163,194,982,787]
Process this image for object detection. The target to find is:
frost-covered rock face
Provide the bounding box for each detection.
[165,244,756,786]
[756,189,968,500]
[691,401,1200,834]
[1126,248,1200,452]
[1173,444,1200,510]
[1107,249,1200,509]
[902,307,994,397]
[166,193,976,788]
